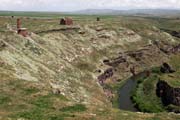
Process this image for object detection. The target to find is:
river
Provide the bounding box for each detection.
[119,72,146,111]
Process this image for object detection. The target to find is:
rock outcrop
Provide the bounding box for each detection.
[127,51,143,61]
[0,40,6,50]
[154,41,180,54]
[161,29,180,38]
[99,44,170,86]
[171,44,180,53]
[98,68,114,85]
[156,80,180,106]
[103,56,127,67]
[160,63,175,73]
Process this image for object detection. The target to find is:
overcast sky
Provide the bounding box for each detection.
[0,0,180,11]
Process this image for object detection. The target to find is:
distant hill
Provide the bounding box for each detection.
[72,9,123,15]
[72,9,180,16]
[0,9,180,17]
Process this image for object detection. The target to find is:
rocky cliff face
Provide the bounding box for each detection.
[156,80,180,106]
[97,44,169,86]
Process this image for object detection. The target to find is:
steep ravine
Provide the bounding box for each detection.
[97,42,180,112]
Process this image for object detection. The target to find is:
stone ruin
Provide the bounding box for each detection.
[97,17,100,21]
[17,18,28,37]
[60,17,73,25]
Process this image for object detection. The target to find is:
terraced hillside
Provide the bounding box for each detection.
[0,16,179,120]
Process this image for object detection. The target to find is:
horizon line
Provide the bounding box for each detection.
[0,8,180,13]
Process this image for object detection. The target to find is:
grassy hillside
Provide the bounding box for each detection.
[0,14,179,120]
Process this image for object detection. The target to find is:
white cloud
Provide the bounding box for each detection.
[0,0,180,11]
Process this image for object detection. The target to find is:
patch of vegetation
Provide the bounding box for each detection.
[59,104,87,113]
[131,74,165,113]
[16,108,44,120]
[166,104,180,113]
[170,55,180,69]
[0,94,11,105]
[23,87,40,95]
[11,93,70,120]
[31,95,52,109]
[159,54,180,87]
[47,114,75,120]
[57,95,69,101]
[151,67,162,74]
[14,108,74,120]
[146,117,161,120]
[137,76,147,84]
[111,93,119,108]
[30,93,68,108]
